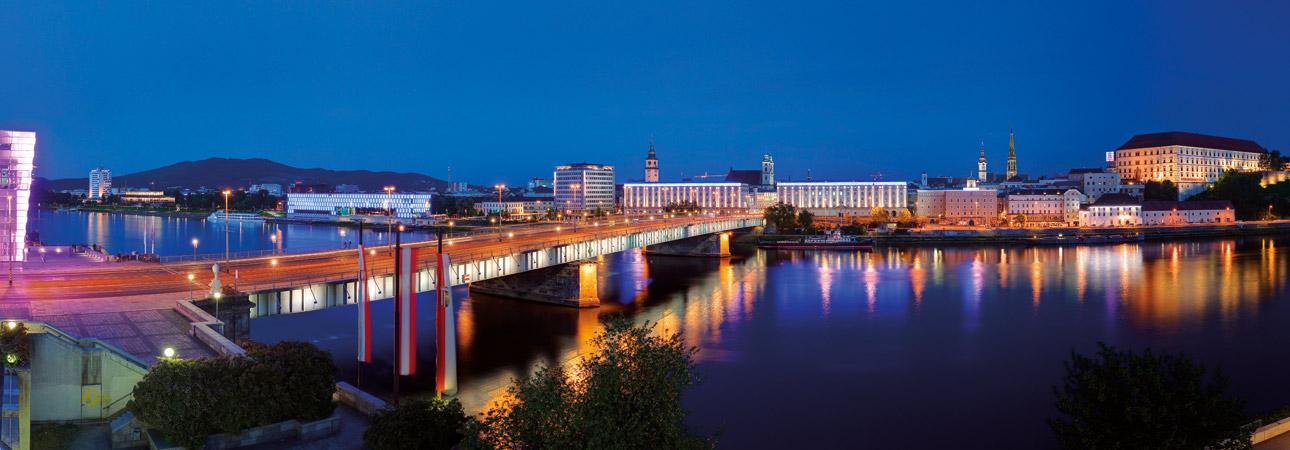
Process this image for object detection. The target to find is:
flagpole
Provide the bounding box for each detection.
[393,224,402,406]
[436,227,443,400]
[357,222,363,390]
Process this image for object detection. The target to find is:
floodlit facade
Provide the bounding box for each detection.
[917,180,997,225]
[1140,200,1236,225]
[478,198,555,216]
[285,192,434,219]
[1067,168,1122,203]
[118,191,176,205]
[1112,131,1266,199]
[776,182,907,216]
[1,131,35,263]
[1079,193,1141,227]
[1006,189,1082,225]
[622,183,752,215]
[554,163,615,212]
[90,167,112,200]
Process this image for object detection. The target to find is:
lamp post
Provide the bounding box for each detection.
[222,190,231,265]
[213,292,222,322]
[187,273,194,300]
[494,184,506,239]
[384,186,395,251]
[191,238,198,260]
[271,259,278,290]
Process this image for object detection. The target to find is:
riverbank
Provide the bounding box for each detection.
[736,221,1290,246]
[43,205,217,219]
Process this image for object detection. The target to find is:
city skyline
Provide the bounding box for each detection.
[3,2,1289,185]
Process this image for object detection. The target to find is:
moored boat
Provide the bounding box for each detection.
[758,232,873,250]
[207,210,266,223]
[1026,233,1143,246]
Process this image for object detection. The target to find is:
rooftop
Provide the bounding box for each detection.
[1091,193,1140,207]
[1116,131,1266,153]
[724,169,762,185]
[1142,200,1235,211]
[1010,189,1076,196]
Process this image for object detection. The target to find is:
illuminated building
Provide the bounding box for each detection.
[1079,193,1141,227]
[285,192,434,219]
[622,183,752,215]
[977,142,987,181]
[1,131,35,263]
[89,167,112,200]
[554,163,614,212]
[917,180,997,225]
[1140,200,1236,225]
[1006,129,1017,180]
[1112,131,1266,199]
[249,183,282,196]
[1006,189,1082,225]
[644,139,659,183]
[1067,168,1122,202]
[776,182,907,217]
[118,191,176,206]
[478,198,555,216]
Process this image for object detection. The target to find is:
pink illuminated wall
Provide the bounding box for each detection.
[1,131,35,262]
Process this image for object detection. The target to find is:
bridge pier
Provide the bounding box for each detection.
[643,232,730,258]
[469,261,600,308]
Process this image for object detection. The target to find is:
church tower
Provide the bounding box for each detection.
[977,142,988,181]
[761,153,775,187]
[644,138,659,182]
[1006,128,1017,180]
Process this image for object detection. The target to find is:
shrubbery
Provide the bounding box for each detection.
[129,340,339,449]
[364,398,469,450]
[0,322,32,367]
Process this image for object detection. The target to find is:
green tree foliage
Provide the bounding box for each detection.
[664,200,703,214]
[1189,171,1276,220]
[1260,149,1287,171]
[796,210,815,232]
[544,207,559,221]
[0,322,32,367]
[129,341,339,449]
[1144,180,1180,201]
[1049,342,1250,450]
[762,202,797,232]
[365,398,469,450]
[438,196,478,217]
[465,318,718,450]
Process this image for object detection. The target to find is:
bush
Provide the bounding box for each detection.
[0,322,32,367]
[465,317,718,449]
[1049,342,1250,450]
[364,398,469,450]
[129,341,339,449]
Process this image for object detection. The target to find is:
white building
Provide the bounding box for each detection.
[285,192,434,220]
[526,177,553,189]
[250,183,282,196]
[622,183,753,215]
[917,180,997,225]
[1006,188,1082,225]
[776,182,907,217]
[89,167,112,200]
[1079,193,1141,227]
[478,198,555,216]
[1,131,35,263]
[1112,131,1267,199]
[1067,168,1121,203]
[1140,200,1236,225]
[554,163,614,212]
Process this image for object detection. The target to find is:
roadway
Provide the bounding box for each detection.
[1,216,756,302]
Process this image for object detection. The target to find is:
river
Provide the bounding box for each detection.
[34,209,1290,448]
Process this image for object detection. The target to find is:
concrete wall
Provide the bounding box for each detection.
[25,323,149,422]
[334,382,389,416]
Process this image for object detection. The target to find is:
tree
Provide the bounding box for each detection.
[895,209,915,228]
[1049,342,1250,450]
[1260,149,1287,171]
[465,318,718,449]
[365,399,469,450]
[1189,171,1273,220]
[664,200,702,214]
[868,206,890,227]
[762,202,797,232]
[1013,213,1027,226]
[796,210,815,232]
[1144,180,1180,201]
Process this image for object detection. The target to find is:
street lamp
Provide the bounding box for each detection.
[187,273,194,300]
[384,186,396,250]
[6,195,11,286]
[271,259,278,290]
[163,347,175,359]
[213,292,222,321]
[191,238,198,260]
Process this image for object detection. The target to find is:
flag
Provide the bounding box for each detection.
[398,247,417,375]
[357,245,372,363]
[435,253,456,394]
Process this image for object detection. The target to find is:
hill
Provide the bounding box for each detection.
[44,158,450,192]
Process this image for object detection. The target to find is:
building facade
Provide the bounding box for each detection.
[1068,168,1122,203]
[1006,129,1017,180]
[1140,200,1236,225]
[761,154,775,186]
[1112,131,1266,199]
[1006,188,1082,225]
[1079,193,1141,227]
[977,143,988,181]
[1,131,35,263]
[250,183,282,196]
[644,140,659,183]
[554,163,615,212]
[917,180,997,225]
[285,192,434,219]
[526,177,552,189]
[89,167,111,200]
[776,182,907,216]
[622,183,752,215]
[478,198,555,216]
[118,191,175,206]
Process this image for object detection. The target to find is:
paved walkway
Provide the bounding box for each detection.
[252,405,370,450]
[1258,431,1290,449]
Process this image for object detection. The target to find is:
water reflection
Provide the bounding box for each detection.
[252,236,1290,449]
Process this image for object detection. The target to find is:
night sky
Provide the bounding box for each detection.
[3,1,1288,186]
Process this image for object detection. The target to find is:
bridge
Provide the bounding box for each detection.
[10,216,764,316]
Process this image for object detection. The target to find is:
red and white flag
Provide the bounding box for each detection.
[398,247,418,375]
[435,253,456,393]
[356,245,372,363]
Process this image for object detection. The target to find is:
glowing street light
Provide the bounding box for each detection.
[163,347,175,359]
[187,273,195,300]
[213,292,222,321]
[191,238,199,260]
[384,186,396,250]
[271,259,278,290]
[222,190,232,265]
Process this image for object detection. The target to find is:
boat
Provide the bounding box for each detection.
[207,210,266,223]
[758,232,874,250]
[1026,233,1143,246]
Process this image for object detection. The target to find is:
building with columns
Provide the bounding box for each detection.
[777,181,907,217]
[622,183,753,215]
[644,139,659,183]
[1112,131,1266,199]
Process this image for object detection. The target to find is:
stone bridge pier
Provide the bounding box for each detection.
[469,261,600,308]
[643,232,730,258]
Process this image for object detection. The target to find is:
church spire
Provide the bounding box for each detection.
[1006,128,1017,180]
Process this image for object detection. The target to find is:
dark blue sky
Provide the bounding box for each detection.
[3,1,1288,186]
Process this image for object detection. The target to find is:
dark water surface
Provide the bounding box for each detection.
[246,235,1290,449]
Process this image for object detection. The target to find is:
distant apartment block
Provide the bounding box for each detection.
[554,163,615,212]
[90,167,112,200]
[1,131,35,262]
[250,183,282,196]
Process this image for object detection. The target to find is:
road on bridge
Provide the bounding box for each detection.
[1,216,757,302]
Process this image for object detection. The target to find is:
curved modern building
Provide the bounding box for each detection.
[1,131,35,263]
